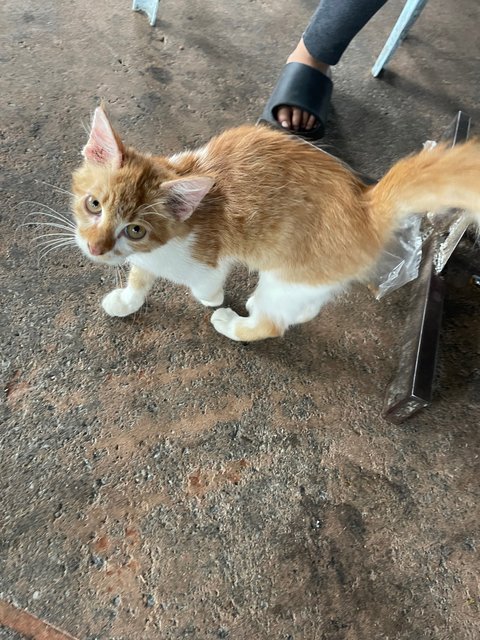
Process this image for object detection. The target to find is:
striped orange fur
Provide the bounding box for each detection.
[71,107,480,341]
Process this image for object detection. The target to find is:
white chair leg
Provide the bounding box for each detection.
[372,0,428,77]
[132,0,159,27]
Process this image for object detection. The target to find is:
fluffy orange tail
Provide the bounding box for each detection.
[368,139,480,229]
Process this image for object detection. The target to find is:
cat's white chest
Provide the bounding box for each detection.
[127,234,210,287]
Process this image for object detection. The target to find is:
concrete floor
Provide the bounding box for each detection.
[1,1,480,639]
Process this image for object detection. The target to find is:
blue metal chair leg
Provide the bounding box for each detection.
[371,0,428,77]
[132,0,159,27]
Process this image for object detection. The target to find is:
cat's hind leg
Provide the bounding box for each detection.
[102,265,156,317]
[211,307,283,341]
[211,272,340,341]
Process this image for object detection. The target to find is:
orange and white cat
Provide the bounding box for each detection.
[72,106,480,341]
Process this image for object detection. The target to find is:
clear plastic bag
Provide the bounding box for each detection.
[368,141,437,300]
[369,215,424,299]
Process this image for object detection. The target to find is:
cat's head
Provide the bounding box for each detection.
[72,106,214,265]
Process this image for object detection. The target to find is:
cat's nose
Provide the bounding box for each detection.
[88,242,105,256]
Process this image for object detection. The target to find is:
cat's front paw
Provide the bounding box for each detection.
[102,288,145,317]
[193,288,224,307]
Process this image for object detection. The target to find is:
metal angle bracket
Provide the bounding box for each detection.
[383,111,472,423]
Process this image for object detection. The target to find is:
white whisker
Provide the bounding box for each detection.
[140,209,170,221]
[114,264,128,288]
[24,208,74,221]
[18,200,71,216]
[33,241,75,252]
[33,234,77,245]
[38,240,77,262]
[114,267,120,289]
[34,180,75,198]
[136,200,166,215]
[119,269,124,288]
[80,118,90,136]
[35,238,77,250]
[23,211,76,228]
[120,264,128,287]
[30,232,76,244]
[20,221,76,233]
[140,201,163,211]
[24,213,77,230]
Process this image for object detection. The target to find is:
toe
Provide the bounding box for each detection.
[301,109,310,130]
[291,107,302,131]
[276,106,292,129]
[305,113,317,131]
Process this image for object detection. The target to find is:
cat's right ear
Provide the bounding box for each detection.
[162,176,214,221]
[82,106,124,169]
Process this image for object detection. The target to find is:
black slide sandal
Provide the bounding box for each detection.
[258,62,333,140]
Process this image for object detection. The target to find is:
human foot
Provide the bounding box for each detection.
[259,42,333,140]
[276,38,330,132]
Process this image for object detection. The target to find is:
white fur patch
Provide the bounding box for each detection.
[247,271,341,329]
[168,151,192,165]
[194,144,210,164]
[168,145,210,167]
[211,271,342,341]
[102,288,145,316]
[128,234,231,298]
[211,308,243,340]
[74,228,127,266]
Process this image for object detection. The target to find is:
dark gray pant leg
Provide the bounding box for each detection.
[303,0,389,65]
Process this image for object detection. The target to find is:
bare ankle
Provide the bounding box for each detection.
[287,38,330,76]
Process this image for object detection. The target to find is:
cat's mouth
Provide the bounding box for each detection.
[87,253,127,266]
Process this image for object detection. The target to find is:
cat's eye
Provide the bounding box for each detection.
[125,224,147,240]
[85,195,102,215]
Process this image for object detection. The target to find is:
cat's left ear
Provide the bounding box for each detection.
[82,106,124,169]
[162,176,214,221]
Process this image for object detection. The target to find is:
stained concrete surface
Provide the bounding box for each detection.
[1,0,480,639]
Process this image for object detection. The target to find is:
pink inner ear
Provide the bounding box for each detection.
[82,107,123,169]
[163,177,214,221]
